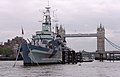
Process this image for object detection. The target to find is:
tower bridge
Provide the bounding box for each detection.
[64,24,106,60]
[56,24,105,53]
[56,24,120,60]
[64,23,105,54]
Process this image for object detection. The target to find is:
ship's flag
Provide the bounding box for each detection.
[22,27,24,35]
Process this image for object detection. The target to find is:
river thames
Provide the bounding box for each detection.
[0,61,120,77]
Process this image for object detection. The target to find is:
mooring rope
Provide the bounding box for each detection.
[13,44,21,67]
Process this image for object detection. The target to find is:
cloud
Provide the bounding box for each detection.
[0,0,120,51]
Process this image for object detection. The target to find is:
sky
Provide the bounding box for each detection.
[0,0,120,51]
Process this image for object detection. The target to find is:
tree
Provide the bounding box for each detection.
[0,47,13,57]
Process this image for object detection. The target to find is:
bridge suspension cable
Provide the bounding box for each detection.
[105,37,120,51]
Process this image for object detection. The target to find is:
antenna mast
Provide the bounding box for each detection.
[41,0,52,32]
[48,0,50,6]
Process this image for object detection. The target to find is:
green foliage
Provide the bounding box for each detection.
[0,47,13,56]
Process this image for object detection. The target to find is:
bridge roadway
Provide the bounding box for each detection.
[64,33,97,37]
[87,51,120,54]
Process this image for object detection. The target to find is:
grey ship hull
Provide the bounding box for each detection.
[20,43,62,65]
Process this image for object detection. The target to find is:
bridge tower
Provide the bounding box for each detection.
[96,24,106,60]
[97,24,105,52]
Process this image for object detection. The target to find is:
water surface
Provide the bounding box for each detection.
[0,61,119,77]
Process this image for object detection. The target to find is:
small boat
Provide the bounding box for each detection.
[82,57,94,62]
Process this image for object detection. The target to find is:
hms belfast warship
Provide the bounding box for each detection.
[20,5,67,65]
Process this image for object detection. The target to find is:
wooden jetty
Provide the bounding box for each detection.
[62,50,90,64]
[62,50,77,64]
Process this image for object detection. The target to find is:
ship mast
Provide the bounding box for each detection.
[42,2,52,32]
